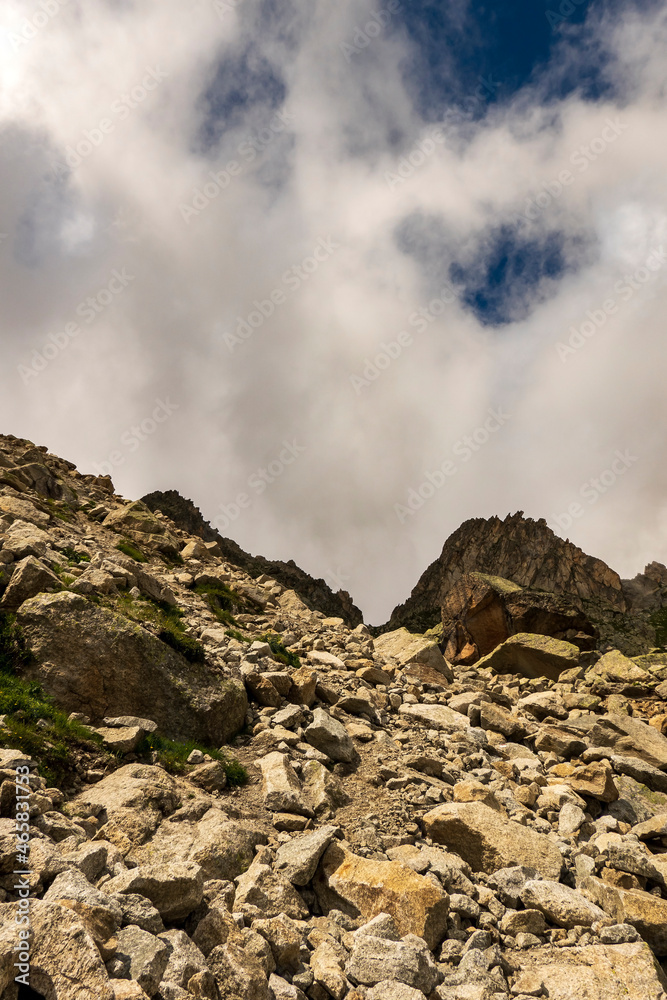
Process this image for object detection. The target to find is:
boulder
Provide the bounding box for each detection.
[345,933,439,994]
[0,901,114,999]
[505,942,667,1000]
[441,572,597,664]
[475,632,580,680]
[126,809,266,881]
[423,802,563,879]
[17,592,247,744]
[579,875,667,955]
[373,628,453,680]
[113,925,170,997]
[315,843,449,949]
[0,555,59,609]
[258,753,312,816]
[158,929,208,988]
[103,862,204,922]
[233,864,309,921]
[274,825,339,885]
[398,703,470,731]
[520,879,607,928]
[305,709,359,764]
[589,714,667,770]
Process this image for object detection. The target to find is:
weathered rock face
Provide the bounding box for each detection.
[141,489,363,626]
[440,572,598,664]
[505,942,667,1000]
[387,511,627,633]
[373,629,453,680]
[16,591,247,744]
[422,802,563,879]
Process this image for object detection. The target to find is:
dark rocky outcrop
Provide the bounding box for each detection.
[386,512,628,635]
[141,489,363,627]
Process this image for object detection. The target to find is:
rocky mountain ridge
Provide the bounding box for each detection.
[1,433,667,1000]
[141,490,363,629]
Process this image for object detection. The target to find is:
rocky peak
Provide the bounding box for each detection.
[141,489,363,628]
[386,511,628,634]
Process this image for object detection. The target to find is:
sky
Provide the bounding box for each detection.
[1,0,666,624]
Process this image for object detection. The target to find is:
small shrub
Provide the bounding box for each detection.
[259,632,300,669]
[116,540,148,562]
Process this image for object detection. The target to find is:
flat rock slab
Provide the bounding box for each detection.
[423,801,563,879]
[398,704,470,731]
[476,632,580,681]
[506,942,667,1000]
[590,714,667,771]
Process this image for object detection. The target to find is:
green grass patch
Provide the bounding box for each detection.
[0,612,106,785]
[259,633,300,669]
[58,546,90,565]
[116,539,148,562]
[136,732,247,784]
[157,628,206,663]
[114,593,207,663]
[194,580,250,627]
[223,627,300,668]
[45,499,77,524]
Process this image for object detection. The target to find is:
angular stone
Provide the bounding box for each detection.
[207,939,271,1000]
[505,942,667,1000]
[476,633,580,681]
[345,934,439,994]
[158,929,208,988]
[44,867,121,947]
[289,667,318,707]
[0,900,114,1000]
[520,879,606,928]
[533,725,588,758]
[0,555,59,610]
[479,702,531,740]
[311,941,347,1000]
[113,925,169,997]
[315,843,449,949]
[579,875,667,955]
[112,893,164,934]
[590,714,667,770]
[423,802,563,879]
[373,628,453,680]
[305,709,359,764]
[302,759,351,817]
[1,520,51,559]
[103,862,204,922]
[233,864,309,921]
[562,761,619,802]
[253,914,303,971]
[258,752,312,816]
[274,825,339,885]
[93,725,146,753]
[17,592,247,744]
[398,703,470,731]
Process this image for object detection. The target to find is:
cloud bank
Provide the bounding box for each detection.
[1,0,666,622]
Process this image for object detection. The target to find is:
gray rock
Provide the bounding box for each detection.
[258,752,312,816]
[158,929,208,988]
[0,555,59,610]
[268,973,308,1000]
[17,591,247,744]
[520,879,607,929]
[273,825,339,885]
[103,862,204,922]
[599,923,643,944]
[346,933,439,994]
[304,709,359,763]
[112,893,165,934]
[113,925,170,997]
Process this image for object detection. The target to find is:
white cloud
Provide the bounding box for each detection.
[0,0,666,622]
